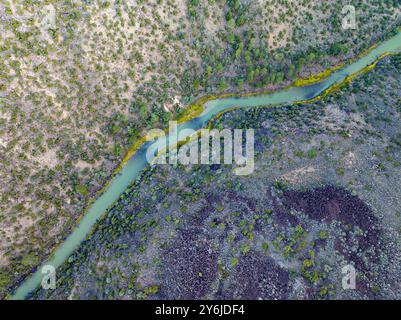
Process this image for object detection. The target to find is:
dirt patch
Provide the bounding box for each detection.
[283,166,316,184]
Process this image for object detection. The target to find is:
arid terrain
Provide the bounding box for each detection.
[0,0,400,298]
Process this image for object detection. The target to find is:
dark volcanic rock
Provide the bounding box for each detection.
[159,228,218,299]
[218,254,290,300]
[282,186,387,297]
[282,186,379,232]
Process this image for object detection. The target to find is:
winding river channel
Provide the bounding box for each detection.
[11,31,401,300]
